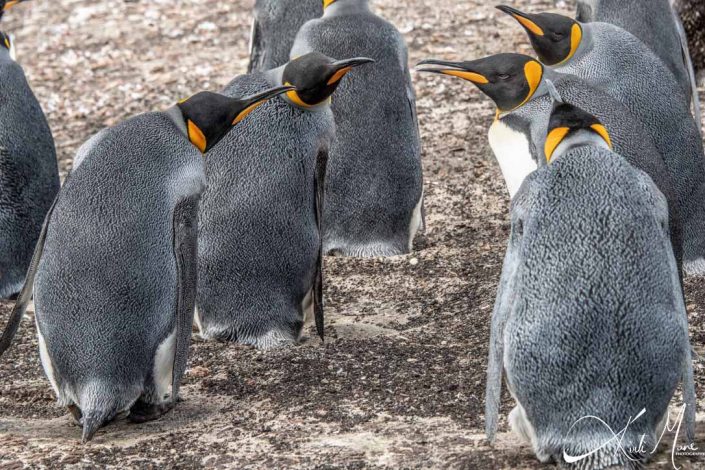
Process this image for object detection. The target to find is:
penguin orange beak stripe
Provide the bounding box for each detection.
[496,5,545,36]
[544,126,570,162]
[590,124,613,149]
[232,101,265,125]
[438,69,489,84]
[3,0,20,10]
[327,66,352,85]
[187,120,207,154]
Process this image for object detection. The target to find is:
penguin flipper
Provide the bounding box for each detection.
[170,195,200,401]
[313,148,328,341]
[0,191,58,358]
[673,5,702,135]
[485,245,518,442]
[247,15,264,74]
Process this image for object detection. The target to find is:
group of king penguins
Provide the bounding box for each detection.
[0,0,703,467]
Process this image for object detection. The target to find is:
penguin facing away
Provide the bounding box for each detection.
[0,0,59,299]
[0,86,293,442]
[498,6,705,274]
[486,103,695,467]
[416,54,684,271]
[292,0,425,257]
[197,52,373,349]
[248,0,323,73]
[574,0,699,112]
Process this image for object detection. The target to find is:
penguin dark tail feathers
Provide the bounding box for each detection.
[81,409,113,443]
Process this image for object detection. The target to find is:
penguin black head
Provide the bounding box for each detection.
[417,53,544,113]
[545,103,612,162]
[0,0,29,20]
[177,86,294,153]
[496,5,582,66]
[282,52,374,107]
[0,31,10,50]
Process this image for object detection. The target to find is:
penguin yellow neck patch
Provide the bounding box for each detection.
[590,123,613,149]
[544,126,570,162]
[440,69,489,84]
[557,23,582,65]
[515,60,543,110]
[323,0,336,9]
[513,15,544,36]
[327,66,352,85]
[187,120,207,154]
[284,83,312,108]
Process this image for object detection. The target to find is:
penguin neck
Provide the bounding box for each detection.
[324,0,370,17]
[164,105,189,139]
[552,130,611,161]
[265,65,331,113]
[0,46,12,63]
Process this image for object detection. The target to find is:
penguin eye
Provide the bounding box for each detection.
[497,74,510,81]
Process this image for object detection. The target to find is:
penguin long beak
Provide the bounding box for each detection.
[496,5,545,36]
[328,57,375,85]
[3,0,27,11]
[232,85,296,126]
[416,59,489,84]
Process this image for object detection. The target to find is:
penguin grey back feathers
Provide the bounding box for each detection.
[196,73,334,348]
[488,145,693,468]
[249,0,323,72]
[576,0,695,102]
[33,112,205,441]
[552,23,705,273]
[293,1,424,257]
[0,50,59,298]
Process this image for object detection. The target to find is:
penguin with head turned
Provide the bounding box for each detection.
[0,86,292,442]
[292,0,425,257]
[248,0,323,72]
[417,53,684,270]
[0,0,59,299]
[485,102,695,467]
[497,5,705,274]
[197,52,373,349]
[574,0,698,112]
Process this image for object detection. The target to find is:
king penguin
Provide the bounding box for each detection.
[0,86,292,442]
[197,52,373,349]
[0,0,59,299]
[495,9,705,274]
[573,0,699,113]
[248,0,323,73]
[417,53,683,270]
[291,0,424,257]
[485,102,694,467]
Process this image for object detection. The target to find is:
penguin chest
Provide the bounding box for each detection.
[487,120,537,198]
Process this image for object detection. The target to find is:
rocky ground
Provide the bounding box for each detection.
[1,0,705,468]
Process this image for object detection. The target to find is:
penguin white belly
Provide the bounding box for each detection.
[488,120,537,199]
[152,329,176,403]
[36,319,60,397]
[407,188,425,251]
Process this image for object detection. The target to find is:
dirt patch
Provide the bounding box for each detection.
[1,0,705,468]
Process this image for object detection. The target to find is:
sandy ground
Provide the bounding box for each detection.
[1,0,705,468]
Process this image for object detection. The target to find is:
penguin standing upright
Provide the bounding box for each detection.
[485,102,695,467]
[0,0,59,298]
[197,52,373,348]
[417,54,683,270]
[0,86,292,442]
[248,0,322,73]
[497,7,705,274]
[292,0,424,257]
[574,0,698,109]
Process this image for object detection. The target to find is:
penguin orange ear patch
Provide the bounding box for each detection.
[516,61,543,110]
[590,124,612,149]
[187,120,207,154]
[544,126,570,162]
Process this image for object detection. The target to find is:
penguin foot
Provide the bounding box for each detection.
[67,404,82,425]
[128,400,175,423]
